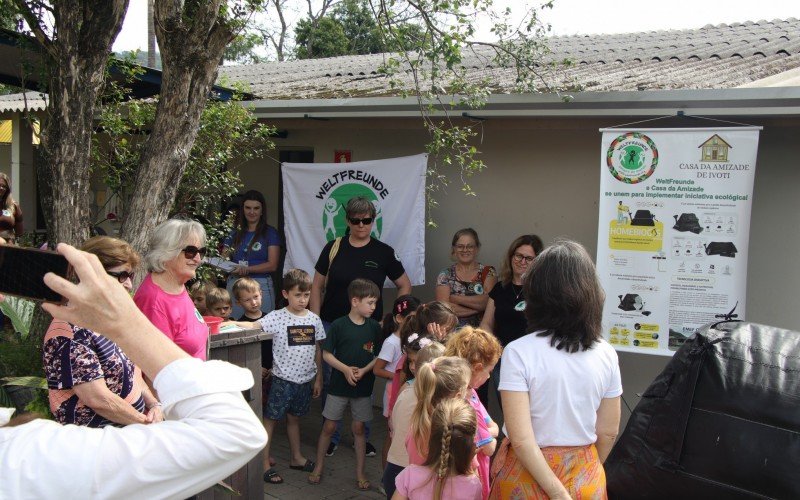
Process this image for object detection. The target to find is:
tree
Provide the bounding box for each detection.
[295,16,348,59]
[95,79,275,266]
[11,0,130,246]
[119,0,264,257]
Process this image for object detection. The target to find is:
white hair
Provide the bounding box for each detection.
[144,218,207,273]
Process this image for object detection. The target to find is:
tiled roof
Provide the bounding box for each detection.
[0,91,48,113]
[219,18,800,99]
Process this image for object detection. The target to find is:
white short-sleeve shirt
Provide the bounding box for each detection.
[499,331,622,447]
[259,308,326,384]
[377,334,403,373]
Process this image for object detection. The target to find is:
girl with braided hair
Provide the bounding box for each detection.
[392,398,482,500]
[405,356,470,466]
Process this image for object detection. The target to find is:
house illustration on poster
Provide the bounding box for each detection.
[699,134,732,162]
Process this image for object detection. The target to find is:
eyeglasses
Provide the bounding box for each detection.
[512,252,535,264]
[106,270,135,283]
[348,217,374,226]
[182,246,208,259]
[454,244,476,251]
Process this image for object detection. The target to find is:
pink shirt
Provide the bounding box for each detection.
[395,464,481,500]
[468,388,493,500]
[134,274,209,360]
[387,353,407,417]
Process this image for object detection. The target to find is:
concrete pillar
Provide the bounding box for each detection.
[10,114,36,231]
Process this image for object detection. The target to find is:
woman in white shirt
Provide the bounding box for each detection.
[489,240,622,500]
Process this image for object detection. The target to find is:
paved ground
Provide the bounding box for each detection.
[263,383,505,499]
[263,397,388,499]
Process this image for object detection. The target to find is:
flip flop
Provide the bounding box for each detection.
[356,479,370,491]
[289,459,316,472]
[307,472,322,485]
[263,468,283,484]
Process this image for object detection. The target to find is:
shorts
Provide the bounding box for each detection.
[322,394,373,422]
[264,376,313,420]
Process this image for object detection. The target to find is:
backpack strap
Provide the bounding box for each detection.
[323,237,343,291]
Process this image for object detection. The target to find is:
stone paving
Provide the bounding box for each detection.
[263,397,388,500]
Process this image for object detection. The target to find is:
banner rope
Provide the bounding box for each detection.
[605,112,760,130]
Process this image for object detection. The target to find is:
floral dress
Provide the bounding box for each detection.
[436,263,497,327]
[43,320,145,428]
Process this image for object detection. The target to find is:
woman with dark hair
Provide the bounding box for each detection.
[223,190,282,318]
[0,173,23,244]
[435,228,497,328]
[490,240,622,500]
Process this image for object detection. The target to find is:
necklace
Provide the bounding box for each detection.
[511,282,526,311]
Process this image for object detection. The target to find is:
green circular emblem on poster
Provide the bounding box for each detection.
[607,132,659,184]
[322,184,383,241]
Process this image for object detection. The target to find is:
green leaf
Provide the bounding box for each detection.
[0,296,36,338]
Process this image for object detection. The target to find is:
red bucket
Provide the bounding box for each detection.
[203,315,223,334]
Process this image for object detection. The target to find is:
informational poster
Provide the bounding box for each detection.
[596,127,760,356]
[282,153,427,286]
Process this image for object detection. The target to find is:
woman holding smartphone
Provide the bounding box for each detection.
[134,218,211,360]
[42,236,163,427]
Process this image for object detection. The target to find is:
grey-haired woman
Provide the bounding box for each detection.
[134,218,210,360]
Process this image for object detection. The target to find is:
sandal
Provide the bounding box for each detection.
[289,459,316,472]
[356,479,370,491]
[307,472,322,485]
[263,468,283,484]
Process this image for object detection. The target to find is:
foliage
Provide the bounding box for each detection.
[365,0,560,225]
[93,66,276,279]
[225,30,268,64]
[295,16,349,59]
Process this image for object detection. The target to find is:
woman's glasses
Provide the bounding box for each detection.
[348,217,374,226]
[454,244,476,252]
[182,246,208,259]
[106,270,135,283]
[512,252,535,264]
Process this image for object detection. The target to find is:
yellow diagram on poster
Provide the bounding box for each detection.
[608,219,664,251]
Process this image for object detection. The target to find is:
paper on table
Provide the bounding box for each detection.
[219,324,245,333]
[204,257,238,273]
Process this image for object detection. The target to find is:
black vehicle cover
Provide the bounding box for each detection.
[606,321,800,499]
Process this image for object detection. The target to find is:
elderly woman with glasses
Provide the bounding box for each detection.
[43,236,163,427]
[134,218,210,360]
[435,228,497,329]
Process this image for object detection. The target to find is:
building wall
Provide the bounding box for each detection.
[237,114,800,425]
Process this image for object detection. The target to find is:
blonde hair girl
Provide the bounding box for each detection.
[382,340,446,497]
[394,398,482,500]
[407,356,470,465]
[445,326,503,498]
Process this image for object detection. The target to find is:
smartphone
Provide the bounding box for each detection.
[0,245,71,302]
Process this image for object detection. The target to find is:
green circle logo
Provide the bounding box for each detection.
[322,184,383,241]
[607,132,659,184]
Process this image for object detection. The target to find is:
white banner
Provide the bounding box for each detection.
[596,128,760,356]
[282,153,427,286]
